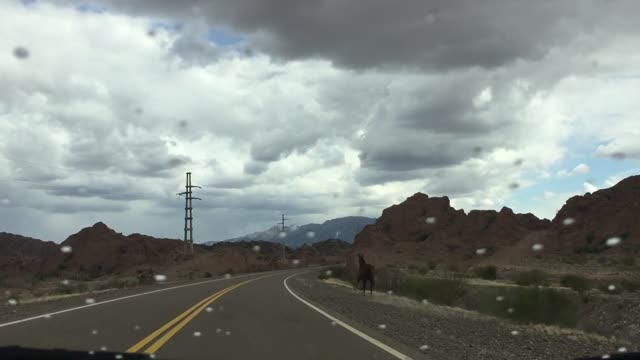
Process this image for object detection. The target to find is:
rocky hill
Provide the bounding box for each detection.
[347,175,639,273]
[207,216,375,248]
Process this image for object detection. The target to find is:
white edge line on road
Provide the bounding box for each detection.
[284,273,414,360]
[0,272,263,328]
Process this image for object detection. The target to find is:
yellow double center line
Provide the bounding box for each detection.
[127,276,265,354]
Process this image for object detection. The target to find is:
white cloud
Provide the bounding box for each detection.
[583,182,599,193]
[558,163,590,177]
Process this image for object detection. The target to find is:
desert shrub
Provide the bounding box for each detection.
[53,281,88,295]
[428,261,437,270]
[373,269,466,306]
[560,274,590,293]
[513,270,549,286]
[474,265,497,280]
[417,266,428,275]
[621,279,640,293]
[136,269,155,285]
[446,263,460,273]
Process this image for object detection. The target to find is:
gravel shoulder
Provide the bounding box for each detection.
[288,272,633,360]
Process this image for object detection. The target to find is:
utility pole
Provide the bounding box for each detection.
[177,172,201,254]
[279,213,288,261]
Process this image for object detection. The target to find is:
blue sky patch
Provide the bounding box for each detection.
[207,27,243,46]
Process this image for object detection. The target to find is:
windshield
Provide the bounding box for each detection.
[1,1,639,359]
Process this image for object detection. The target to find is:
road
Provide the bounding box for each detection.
[0,270,421,360]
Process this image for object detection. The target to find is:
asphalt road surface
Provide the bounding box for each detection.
[0,270,424,360]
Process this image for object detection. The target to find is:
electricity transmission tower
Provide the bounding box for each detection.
[177,172,201,254]
[278,213,288,260]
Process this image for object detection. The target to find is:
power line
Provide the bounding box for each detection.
[177,172,201,254]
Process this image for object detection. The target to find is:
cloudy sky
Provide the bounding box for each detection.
[1,0,639,243]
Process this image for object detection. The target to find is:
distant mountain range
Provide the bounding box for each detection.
[204,216,376,248]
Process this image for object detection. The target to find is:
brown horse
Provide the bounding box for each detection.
[357,253,374,295]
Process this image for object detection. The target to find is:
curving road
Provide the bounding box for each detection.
[0,270,424,360]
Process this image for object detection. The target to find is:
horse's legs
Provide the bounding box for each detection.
[362,278,366,296]
[369,278,374,295]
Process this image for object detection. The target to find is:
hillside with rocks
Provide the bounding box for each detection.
[347,175,639,274]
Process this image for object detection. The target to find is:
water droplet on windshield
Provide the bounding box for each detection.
[292,259,300,265]
[473,146,483,155]
[532,244,544,251]
[601,355,610,359]
[43,314,51,319]
[224,273,231,279]
[193,331,201,337]
[61,279,70,285]
[606,237,621,247]
[100,346,107,351]
[507,308,514,314]
[278,231,287,239]
[252,245,261,252]
[618,347,627,353]
[387,290,393,295]
[510,330,519,336]
[60,245,73,254]
[7,299,17,306]
[331,321,337,326]
[147,29,156,37]
[85,298,96,304]
[91,329,98,335]
[325,270,333,277]
[13,46,29,59]
[496,296,504,302]
[563,217,575,225]
[377,324,386,330]
[608,284,616,291]
[509,183,520,190]
[514,159,523,166]
[154,274,167,282]
[134,325,141,330]
[115,354,123,359]
[611,152,626,160]
[419,344,430,351]
[205,307,213,313]
[425,217,436,224]
[216,328,222,334]
[88,351,95,356]
[225,330,231,336]
[421,299,429,305]
[306,231,315,238]
[476,248,487,256]
[149,354,156,359]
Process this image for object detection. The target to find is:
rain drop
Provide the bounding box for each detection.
[91,329,98,335]
[252,245,261,252]
[216,328,222,334]
[61,279,70,285]
[306,231,315,238]
[507,308,514,314]
[421,299,429,305]
[606,237,621,247]
[134,325,141,330]
[115,355,123,360]
[618,347,627,353]
[476,248,487,256]
[511,330,519,336]
[60,246,73,254]
[85,298,96,305]
[292,259,300,265]
[205,307,213,313]
[563,217,575,226]
[43,314,51,319]
[88,351,95,356]
[513,159,524,166]
[378,324,387,330]
[13,46,29,59]
[150,355,156,359]
[419,345,430,351]
[601,355,610,359]
[225,330,231,336]
[224,274,231,279]
[193,331,201,337]
[325,270,333,277]
[496,296,504,302]
[8,299,17,306]
[387,290,393,295]
[154,274,167,282]
[532,244,544,251]
[608,284,616,291]
[425,217,436,224]
[509,183,520,190]
[100,346,107,351]
[278,231,287,239]
[611,152,626,160]
[147,29,156,37]
[331,321,337,326]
